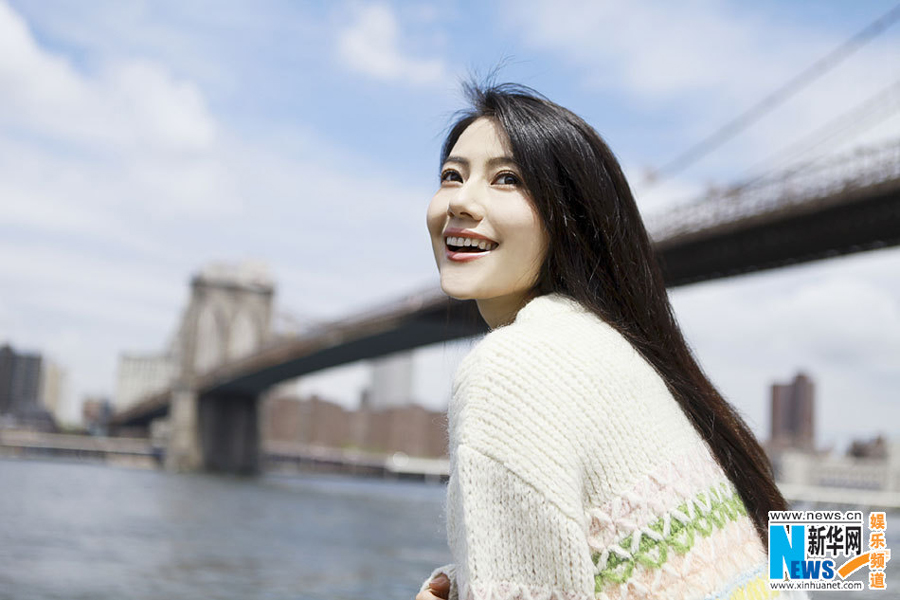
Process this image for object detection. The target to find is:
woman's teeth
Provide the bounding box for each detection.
[445,236,498,251]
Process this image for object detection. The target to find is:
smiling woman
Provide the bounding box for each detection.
[426,117,549,330]
[417,81,810,600]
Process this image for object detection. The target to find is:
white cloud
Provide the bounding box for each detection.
[676,270,900,372]
[0,0,243,231]
[502,0,787,101]
[0,2,215,153]
[505,0,900,185]
[670,248,900,445]
[336,2,447,86]
[622,159,708,220]
[0,0,443,410]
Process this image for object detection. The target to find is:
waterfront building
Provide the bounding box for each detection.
[38,359,65,421]
[82,396,113,435]
[777,439,900,493]
[770,371,816,451]
[0,343,43,416]
[262,391,448,458]
[367,351,414,409]
[114,353,176,411]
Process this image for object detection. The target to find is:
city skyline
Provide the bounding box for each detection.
[0,1,898,449]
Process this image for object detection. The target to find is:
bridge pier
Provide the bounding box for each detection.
[163,387,260,475]
[165,388,203,472]
[198,391,260,474]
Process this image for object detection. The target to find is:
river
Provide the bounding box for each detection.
[0,458,896,599]
[0,458,451,599]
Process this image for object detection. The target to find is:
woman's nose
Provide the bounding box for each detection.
[447,180,483,220]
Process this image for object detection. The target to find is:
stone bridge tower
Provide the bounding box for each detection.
[166,262,274,472]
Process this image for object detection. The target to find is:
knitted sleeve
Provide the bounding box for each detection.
[444,327,597,600]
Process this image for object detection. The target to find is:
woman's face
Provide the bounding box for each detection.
[426,117,548,325]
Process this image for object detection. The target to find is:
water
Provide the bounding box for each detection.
[0,459,451,599]
[1,458,897,599]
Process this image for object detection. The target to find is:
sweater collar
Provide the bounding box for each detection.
[513,292,590,324]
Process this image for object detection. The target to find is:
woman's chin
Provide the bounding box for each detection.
[441,287,476,301]
[440,279,482,301]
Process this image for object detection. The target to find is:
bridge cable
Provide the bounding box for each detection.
[645,2,900,187]
[735,76,900,186]
[643,80,900,238]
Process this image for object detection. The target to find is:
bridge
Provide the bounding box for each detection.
[110,139,900,474]
[647,139,900,285]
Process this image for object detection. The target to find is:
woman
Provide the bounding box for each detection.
[416,81,804,600]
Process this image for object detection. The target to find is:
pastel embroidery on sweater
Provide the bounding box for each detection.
[593,482,749,587]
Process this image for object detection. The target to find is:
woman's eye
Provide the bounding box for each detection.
[495,172,520,186]
[440,169,462,183]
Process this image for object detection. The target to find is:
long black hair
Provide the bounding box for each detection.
[440,80,785,545]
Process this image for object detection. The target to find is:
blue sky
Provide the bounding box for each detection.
[1,0,898,450]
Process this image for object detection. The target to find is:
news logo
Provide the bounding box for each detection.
[768,510,891,593]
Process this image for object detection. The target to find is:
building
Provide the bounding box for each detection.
[82,396,113,435]
[115,353,176,411]
[261,391,448,458]
[38,359,65,420]
[360,402,447,458]
[777,439,900,493]
[0,343,43,416]
[0,344,62,431]
[848,434,888,459]
[770,371,815,452]
[366,351,413,410]
[263,394,352,448]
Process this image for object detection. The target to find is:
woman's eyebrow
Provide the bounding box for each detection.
[444,155,518,168]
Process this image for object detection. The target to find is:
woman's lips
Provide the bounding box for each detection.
[444,245,496,262]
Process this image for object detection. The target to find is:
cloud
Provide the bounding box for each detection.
[621,159,708,220]
[677,270,900,371]
[669,248,900,444]
[0,0,243,233]
[336,2,448,86]
[0,0,443,413]
[506,0,763,98]
[504,0,900,182]
[0,2,215,153]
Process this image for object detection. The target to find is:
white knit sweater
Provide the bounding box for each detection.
[419,292,807,600]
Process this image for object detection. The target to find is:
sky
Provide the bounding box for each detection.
[1,0,898,451]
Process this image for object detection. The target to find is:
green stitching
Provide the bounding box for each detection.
[593,483,749,591]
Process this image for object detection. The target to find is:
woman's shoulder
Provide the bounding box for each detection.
[454,292,641,389]
[449,293,662,455]
[450,292,705,495]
